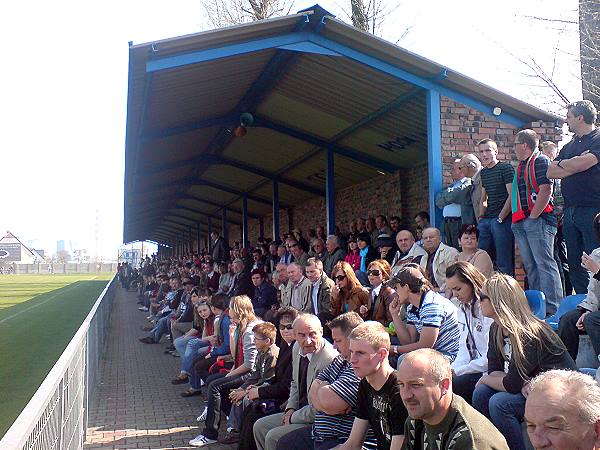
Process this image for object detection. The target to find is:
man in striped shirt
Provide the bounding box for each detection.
[275,312,376,450]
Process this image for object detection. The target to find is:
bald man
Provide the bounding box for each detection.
[391,230,428,276]
[253,314,338,450]
[421,227,459,296]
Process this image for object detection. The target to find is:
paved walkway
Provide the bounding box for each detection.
[85,287,234,450]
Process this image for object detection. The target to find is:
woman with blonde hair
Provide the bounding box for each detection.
[359,259,399,327]
[445,261,493,403]
[190,295,262,447]
[472,273,576,450]
[330,261,370,317]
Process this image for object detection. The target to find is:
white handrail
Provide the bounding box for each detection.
[0,274,116,450]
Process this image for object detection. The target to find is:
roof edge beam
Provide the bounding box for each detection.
[141,114,236,141]
[307,33,526,127]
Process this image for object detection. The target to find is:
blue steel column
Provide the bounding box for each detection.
[242,195,249,248]
[272,181,280,241]
[426,89,443,229]
[325,148,336,235]
[222,208,228,246]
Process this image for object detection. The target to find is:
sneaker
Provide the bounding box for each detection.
[189,434,217,447]
[196,406,208,421]
[219,431,240,444]
[226,426,233,433]
[138,336,156,344]
[138,306,148,312]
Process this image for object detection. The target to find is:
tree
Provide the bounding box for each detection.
[349,0,411,39]
[55,250,70,264]
[579,0,600,108]
[200,0,294,28]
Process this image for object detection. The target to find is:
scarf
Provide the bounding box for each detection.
[359,246,369,273]
[234,326,244,368]
[511,149,553,223]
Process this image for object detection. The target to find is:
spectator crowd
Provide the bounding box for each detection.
[116,100,600,450]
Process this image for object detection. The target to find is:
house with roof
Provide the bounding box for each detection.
[0,231,46,264]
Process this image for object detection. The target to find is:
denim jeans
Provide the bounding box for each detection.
[512,217,563,315]
[150,315,171,343]
[563,207,600,294]
[180,338,211,375]
[174,334,194,356]
[472,384,526,450]
[478,218,514,276]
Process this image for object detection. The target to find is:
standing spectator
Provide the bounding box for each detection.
[253,314,338,450]
[390,230,427,275]
[337,321,407,450]
[457,225,494,278]
[511,129,563,315]
[422,227,459,296]
[478,138,515,276]
[460,153,483,222]
[472,274,576,450]
[525,369,600,450]
[211,231,229,263]
[330,261,370,317]
[547,100,600,294]
[435,158,474,249]
[344,238,361,272]
[398,349,509,450]
[323,235,346,277]
[557,212,600,362]
[446,262,493,404]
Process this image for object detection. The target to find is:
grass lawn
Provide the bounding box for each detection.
[0,273,114,438]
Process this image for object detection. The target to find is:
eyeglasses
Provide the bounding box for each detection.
[368,269,381,276]
[334,275,347,282]
[279,324,293,331]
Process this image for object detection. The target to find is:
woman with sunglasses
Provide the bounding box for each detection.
[236,307,298,450]
[388,264,460,363]
[472,273,576,450]
[445,261,493,404]
[330,261,370,317]
[360,259,399,327]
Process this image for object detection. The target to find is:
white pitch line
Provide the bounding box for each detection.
[0,283,82,325]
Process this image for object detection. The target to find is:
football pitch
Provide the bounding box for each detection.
[0,273,114,438]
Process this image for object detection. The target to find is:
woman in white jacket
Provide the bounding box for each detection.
[446,261,493,404]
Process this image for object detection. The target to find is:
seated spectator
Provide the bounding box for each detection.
[275,312,377,450]
[525,369,600,450]
[390,229,427,275]
[323,235,346,277]
[558,212,600,362]
[398,349,509,450]
[309,238,326,260]
[366,217,378,245]
[446,262,493,403]
[337,321,406,450]
[316,225,327,241]
[253,313,338,450]
[388,264,460,363]
[265,242,280,274]
[414,211,431,231]
[216,262,234,296]
[237,307,298,450]
[281,263,312,312]
[305,258,335,326]
[330,261,370,317]
[457,224,494,278]
[291,228,310,254]
[273,262,289,303]
[344,238,361,272]
[169,278,196,344]
[375,234,396,266]
[361,259,399,328]
[183,295,231,397]
[139,276,184,344]
[355,232,378,285]
[288,238,309,267]
[189,295,262,447]
[172,293,215,384]
[224,322,279,444]
[278,243,294,265]
[389,215,402,238]
[252,248,266,271]
[422,227,459,296]
[251,269,277,318]
[230,258,254,299]
[472,273,577,450]
[204,262,220,293]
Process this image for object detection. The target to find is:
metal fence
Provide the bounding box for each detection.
[0,275,116,450]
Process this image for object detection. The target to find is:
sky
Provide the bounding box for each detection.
[0,0,581,259]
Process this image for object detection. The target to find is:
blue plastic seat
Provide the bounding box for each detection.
[525,290,546,319]
[545,294,587,330]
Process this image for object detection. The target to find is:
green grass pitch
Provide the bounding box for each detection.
[0,273,114,438]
